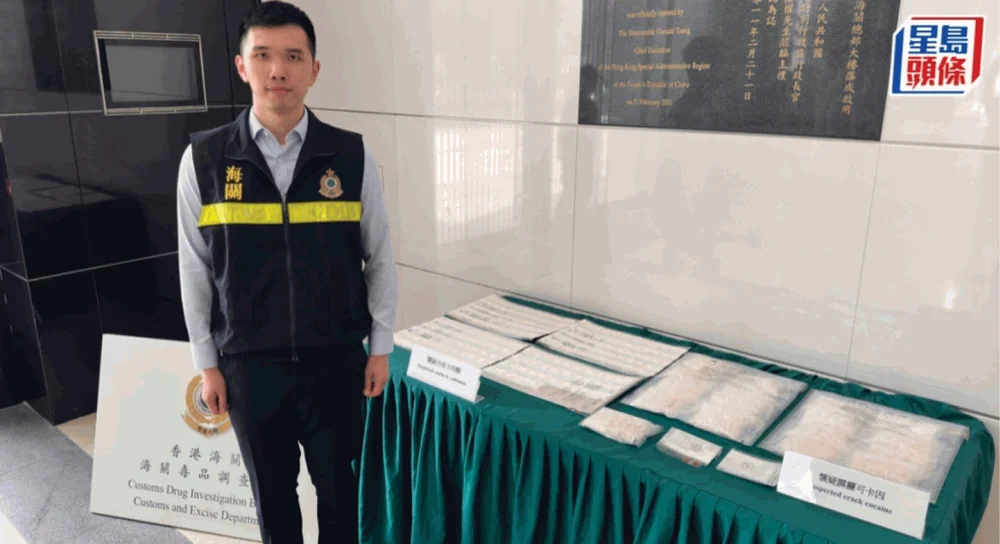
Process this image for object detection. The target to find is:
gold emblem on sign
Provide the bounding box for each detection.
[182,375,232,436]
[318,168,343,199]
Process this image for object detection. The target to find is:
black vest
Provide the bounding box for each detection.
[190,107,372,361]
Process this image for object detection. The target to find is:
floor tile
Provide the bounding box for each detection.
[69,516,192,543]
[178,528,258,544]
[56,414,96,456]
[0,404,194,543]
[27,452,112,543]
[0,404,80,478]
[0,509,28,544]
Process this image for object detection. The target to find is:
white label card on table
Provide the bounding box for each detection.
[777,451,930,540]
[406,345,482,403]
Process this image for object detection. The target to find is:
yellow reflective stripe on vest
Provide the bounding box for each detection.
[198,203,283,226]
[198,201,361,227]
[288,201,361,223]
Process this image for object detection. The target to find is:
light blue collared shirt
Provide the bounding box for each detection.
[177,107,397,369]
[246,108,308,196]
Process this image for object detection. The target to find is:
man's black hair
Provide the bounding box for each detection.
[239,1,317,59]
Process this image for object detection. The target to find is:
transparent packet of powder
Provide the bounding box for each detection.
[655,428,722,468]
[759,390,969,503]
[624,353,807,445]
[578,407,664,447]
[716,449,782,487]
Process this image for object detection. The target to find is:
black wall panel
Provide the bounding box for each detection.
[0,114,91,279]
[0,0,258,423]
[0,138,27,278]
[225,0,256,106]
[0,0,67,115]
[70,109,234,266]
[94,253,187,341]
[29,271,102,424]
[0,271,46,415]
[0,271,24,410]
[53,0,235,111]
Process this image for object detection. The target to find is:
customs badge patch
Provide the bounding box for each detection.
[319,168,344,199]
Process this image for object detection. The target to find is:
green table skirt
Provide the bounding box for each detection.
[358,300,995,544]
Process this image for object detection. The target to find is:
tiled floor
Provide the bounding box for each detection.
[0,403,257,544]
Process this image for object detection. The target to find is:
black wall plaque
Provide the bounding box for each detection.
[579,0,902,140]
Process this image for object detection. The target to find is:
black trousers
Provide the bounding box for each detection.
[220,345,367,544]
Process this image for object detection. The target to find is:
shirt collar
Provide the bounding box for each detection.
[248,107,309,145]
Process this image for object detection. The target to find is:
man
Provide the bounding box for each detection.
[176,2,396,542]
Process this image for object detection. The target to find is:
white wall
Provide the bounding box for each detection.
[290,0,999,539]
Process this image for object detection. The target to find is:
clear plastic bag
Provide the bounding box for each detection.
[483,347,641,415]
[716,449,782,486]
[579,408,664,447]
[394,316,529,368]
[759,390,968,504]
[622,353,808,445]
[538,320,690,377]
[655,428,722,467]
[445,294,578,341]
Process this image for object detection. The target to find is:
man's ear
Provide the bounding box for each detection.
[235,55,249,83]
[311,59,321,85]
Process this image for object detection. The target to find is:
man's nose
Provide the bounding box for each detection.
[269,62,288,80]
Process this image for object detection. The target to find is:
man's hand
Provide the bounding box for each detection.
[201,368,228,415]
[363,354,389,397]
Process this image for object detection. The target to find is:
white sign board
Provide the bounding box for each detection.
[91,334,320,542]
[405,345,482,402]
[777,451,931,540]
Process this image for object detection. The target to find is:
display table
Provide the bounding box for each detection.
[358,299,995,544]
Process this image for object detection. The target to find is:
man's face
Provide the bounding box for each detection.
[236,25,319,113]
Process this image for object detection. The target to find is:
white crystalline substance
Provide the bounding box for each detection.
[848,429,938,487]
[848,415,964,496]
[687,382,784,444]
[626,353,806,444]
[446,295,578,340]
[762,398,858,460]
[656,428,723,466]
[717,450,782,486]
[624,354,715,415]
[394,316,528,369]
[579,408,664,447]
[538,320,690,377]
[760,390,968,503]
[483,347,641,415]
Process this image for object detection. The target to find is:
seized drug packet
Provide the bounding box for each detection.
[579,407,663,446]
[656,428,722,467]
[716,449,782,487]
